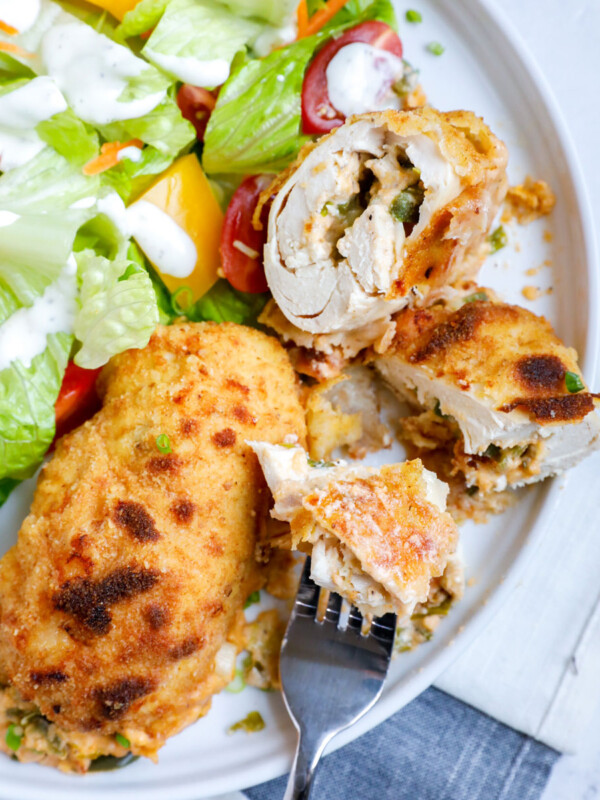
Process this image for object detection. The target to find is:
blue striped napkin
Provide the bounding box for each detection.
[245,688,558,799]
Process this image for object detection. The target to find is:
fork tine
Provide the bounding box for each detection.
[324,591,342,625]
[294,556,320,619]
[346,606,363,633]
[370,612,397,649]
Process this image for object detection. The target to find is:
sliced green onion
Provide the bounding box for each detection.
[320,203,330,217]
[405,9,422,22]
[225,669,247,694]
[499,444,528,470]
[483,443,502,461]
[565,371,585,393]
[390,185,424,223]
[464,291,489,304]
[488,225,508,253]
[115,733,130,749]
[412,597,453,618]
[427,41,445,56]
[5,724,22,752]
[227,711,265,735]
[242,653,253,672]
[156,434,172,454]
[171,286,194,316]
[307,456,335,468]
[244,590,261,610]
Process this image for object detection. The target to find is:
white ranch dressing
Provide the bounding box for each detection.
[96,190,130,238]
[0,210,19,226]
[116,145,143,163]
[41,23,166,126]
[0,130,45,172]
[0,0,41,32]
[126,201,197,278]
[69,196,97,210]
[0,254,78,372]
[0,77,67,130]
[0,76,67,172]
[144,48,230,88]
[325,42,404,117]
[95,191,198,278]
[252,23,296,57]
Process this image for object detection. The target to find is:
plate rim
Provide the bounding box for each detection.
[0,1,597,797]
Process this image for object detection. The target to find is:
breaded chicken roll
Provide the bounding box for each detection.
[374,294,600,493]
[250,442,459,620]
[0,322,306,772]
[261,107,507,339]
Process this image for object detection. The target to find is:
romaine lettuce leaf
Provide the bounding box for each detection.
[143,0,260,87]
[36,108,99,167]
[0,149,99,213]
[101,145,174,203]
[0,210,86,313]
[307,0,397,27]
[220,0,297,27]
[127,240,176,324]
[0,53,36,83]
[98,92,195,156]
[0,139,93,482]
[0,477,20,508]
[188,278,268,326]
[116,0,172,40]
[54,0,120,37]
[73,250,159,369]
[203,0,396,174]
[74,210,127,260]
[0,331,72,481]
[202,43,314,174]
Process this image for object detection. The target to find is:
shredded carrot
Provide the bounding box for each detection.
[299,0,351,38]
[139,28,154,40]
[82,139,144,176]
[296,0,309,38]
[0,20,18,35]
[0,41,34,58]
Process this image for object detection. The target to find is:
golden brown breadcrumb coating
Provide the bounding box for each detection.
[299,462,458,606]
[0,322,306,769]
[388,297,595,423]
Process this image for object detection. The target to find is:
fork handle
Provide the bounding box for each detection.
[283,728,330,800]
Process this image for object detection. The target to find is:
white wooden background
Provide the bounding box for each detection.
[437,2,600,797]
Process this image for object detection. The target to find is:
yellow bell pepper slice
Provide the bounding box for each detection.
[136,154,223,302]
[85,0,140,22]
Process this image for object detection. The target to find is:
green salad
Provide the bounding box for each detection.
[0,0,409,503]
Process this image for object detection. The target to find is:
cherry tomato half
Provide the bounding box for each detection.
[54,362,102,442]
[220,175,273,294]
[301,21,403,135]
[176,85,217,141]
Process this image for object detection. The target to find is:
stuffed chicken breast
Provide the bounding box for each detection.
[0,322,306,772]
[261,107,507,341]
[250,442,459,620]
[374,294,600,494]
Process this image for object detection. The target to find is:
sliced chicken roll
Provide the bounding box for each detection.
[249,442,459,620]
[261,107,507,337]
[374,293,600,494]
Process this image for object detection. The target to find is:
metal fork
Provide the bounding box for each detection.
[280,556,396,800]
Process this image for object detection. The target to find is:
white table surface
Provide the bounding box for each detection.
[469,2,600,798]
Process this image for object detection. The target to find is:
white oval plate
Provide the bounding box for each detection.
[0,1,597,798]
